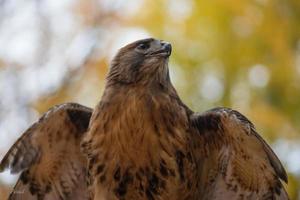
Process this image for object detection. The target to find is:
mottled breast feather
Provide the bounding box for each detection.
[83,86,197,200]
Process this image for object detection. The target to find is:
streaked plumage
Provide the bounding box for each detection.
[0,103,92,200]
[0,38,289,200]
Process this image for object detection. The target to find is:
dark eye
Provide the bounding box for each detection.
[137,43,150,50]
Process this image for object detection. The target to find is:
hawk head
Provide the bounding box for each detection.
[107,38,172,85]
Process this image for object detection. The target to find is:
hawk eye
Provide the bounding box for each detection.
[137,43,150,50]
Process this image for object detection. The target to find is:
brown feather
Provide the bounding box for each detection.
[83,38,288,200]
[0,103,92,200]
[190,108,288,199]
[1,38,289,200]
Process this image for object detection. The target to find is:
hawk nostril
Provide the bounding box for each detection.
[160,40,168,46]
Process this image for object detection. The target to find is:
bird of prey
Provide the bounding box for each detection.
[0,38,289,200]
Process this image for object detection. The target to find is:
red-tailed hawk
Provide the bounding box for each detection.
[0,38,288,200]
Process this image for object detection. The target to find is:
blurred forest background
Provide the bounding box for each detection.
[0,0,299,199]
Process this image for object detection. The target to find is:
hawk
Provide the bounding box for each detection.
[0,38,289,200]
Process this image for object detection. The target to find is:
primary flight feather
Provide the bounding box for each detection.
[0,38,288,200]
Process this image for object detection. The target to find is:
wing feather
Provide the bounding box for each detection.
[190,107,289,200]
[0,103,92,200]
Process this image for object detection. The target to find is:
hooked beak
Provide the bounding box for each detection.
[148,41,172,57]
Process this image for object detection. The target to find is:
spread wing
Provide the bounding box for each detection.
[0,103,92,200]
[190,107,289,200]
